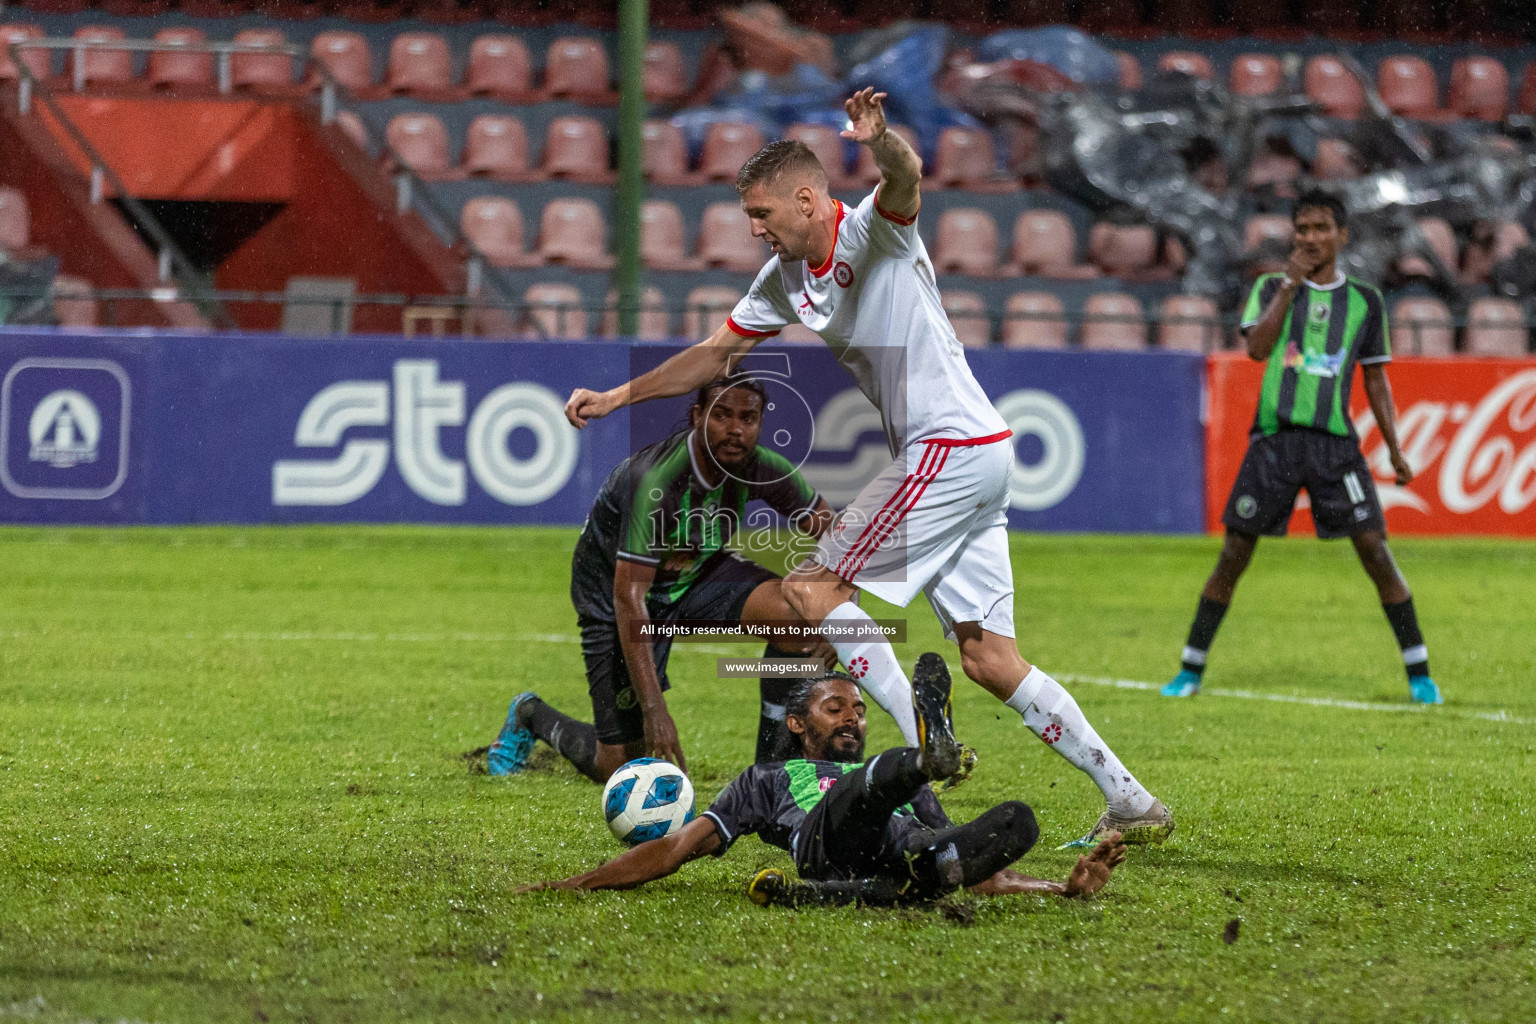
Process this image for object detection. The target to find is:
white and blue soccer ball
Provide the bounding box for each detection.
[601,758,695,846]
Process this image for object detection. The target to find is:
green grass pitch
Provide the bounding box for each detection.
[1,526,1533,1023]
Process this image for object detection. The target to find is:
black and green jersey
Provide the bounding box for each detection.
[569,430,819,621]
[1241,272,1391,438]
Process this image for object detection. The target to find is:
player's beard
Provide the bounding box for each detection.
[822,729,865,763]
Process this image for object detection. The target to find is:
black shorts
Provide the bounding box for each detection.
[1222,430,1387,540]
[580,551,778,746]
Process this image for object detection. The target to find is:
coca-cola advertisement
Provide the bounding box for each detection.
[1207,354,1536,537]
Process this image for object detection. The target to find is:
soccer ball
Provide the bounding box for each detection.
[601,758,695,846]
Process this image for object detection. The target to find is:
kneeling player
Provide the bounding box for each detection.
[489,373,835,782]
[521,663,1126,906]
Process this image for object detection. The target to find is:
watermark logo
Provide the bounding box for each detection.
[1,358,130,500]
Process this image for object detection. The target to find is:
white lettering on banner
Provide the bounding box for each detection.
[271,361,578,507]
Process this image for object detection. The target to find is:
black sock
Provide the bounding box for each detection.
[1382,597,1430,679]
[757,645,804,764]
[870,747,929,795]
[1181,597,1229,675]
[519,698,601,781]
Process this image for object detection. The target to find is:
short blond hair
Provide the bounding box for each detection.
[735,139,828,195]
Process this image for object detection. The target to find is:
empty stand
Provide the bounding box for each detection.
[1157,51,1213,82]
[701,121,766,183]
[1,24,49,83]
[0,186,29,252]
[1088,222,1157,278]
[1465,298,1528,357]
[640,200,701,271]
[1009,209,1097,279]
[933,208,1000,276]
[544,36,615,103]
[941,291,990,348]
[683,285,743,341]
[538,198,613,268]
[642,119,697,184]
[460,115,536,180]
[643,40,688,103]
[785,123,851,188]
[310,31,375,93]
[67,26,132,87]
[386,112,452,178]
[465,34,534,100]
[1081,292,1147,350]
[387,31,455,97]
[334,110,369,151]
[148,27,212,89]
[601,286,670,340]
[1002,291,1068,349]
[230,29,294,91]
[1521,62,1536,115]
[1390,296,1454,356]
[1157,295,1220,352]
[1230,53,1282,96]
[1378,56,1442,119]
[1305,56,1365,119]
[698,202,763,272]
[523,282,587,340]
[1448,57,1509,121]
[933,126,1014,192]
[460,196,538,268]
[542,116,613,183]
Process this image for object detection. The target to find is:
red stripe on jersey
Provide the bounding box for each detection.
[835,442,952,581]
[919,429,1014,448]
[841,444,952,581]
[833,442,940,580]
[725,317,781,339]
[809,201,846,278]
[874,188,919,226]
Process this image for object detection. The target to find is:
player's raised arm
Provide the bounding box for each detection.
[564,322,764,429]
[520,817,721,892]
[842,87,921,221]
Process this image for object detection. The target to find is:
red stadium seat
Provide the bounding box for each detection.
[387,31,455,96]
[522,282,588,340]
[784,123,852,188]
[1521,63,1536,115]
[1009,209,1098,279]
[1157,51,1213,82]
[1312,138,1361,180]
[941,291,990,348]
[385,113,452,178]
[542,116,613,184]
[1113,51,1142,90]
[601,286,670,341]
[147,27,212,89]
[310,31,375,93]
[1448,57,1509,121]
[52,275,98,329]
[538,199,613,269]
[700,121,765,183]
[461,196,539,268]
[853,124,919,186]
[1305,56,1365,119]
[643,40,688,103]
[1244,214,1293,252]
[230,29,294,91]
[683,285,744,342]
[641,119,697,184]
[460,115,537,181]
[544,36,615,102]
[1465,297,1528,357]
[0,186,30,252]
[933,209,1000,276]
[1002,291,1068,349]
[1377,56,1442,119]
[0,24,50,83]
[640,200,702,271]
[67,26,131,87]
[1088,222,1157,278]
[1157,295,1220,352]
[1229,53,1282,96]
[933,126,1015,192]
[698,202,764,272]
[1391,296,1454,356]
[1081,292,1148,350]
[466,34,534,99]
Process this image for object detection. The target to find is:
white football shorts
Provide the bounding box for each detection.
[813,432,1016,641]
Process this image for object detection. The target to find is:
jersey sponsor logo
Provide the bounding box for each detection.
[1,358,131,501]
[832,261,853,288]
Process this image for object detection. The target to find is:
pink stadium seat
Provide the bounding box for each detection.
[1246,147,1302,193]
[542,116,613,184]
[0,186,30,252]
[683,286,744,342]
[387,31,455,96]
[147,27,212,89]
[785,123,852,188]
[700,121,766,183]
[698,202,765,272]
[642,120,697,184]
[933,126,1014,192]
[385,113,452,178]
[522,282,588,340]
[1081,293,1148,351]
[0,25,50,83]
[52,275,98,329]
[461,196,539,268]
[1114,51,1142,90]
[1157,51,1213,82]
[466,35,534,100]
[941,291,990,348]
[460,115,537,181]
[67,26,131,87]
[1305,56,1365,119]
[1229,53,1282,96]
[310,31,375,93]
[640,200,702,271]
[853,124,919,186]
[1378,56,1442,119]
[1390,296,1454,356]
[544,36,615,102]
[1244,215,1293,252]
[1465,297,1528,357]
[643,40,688,103]
[538,199,613,269]
[1448,57,1509,121]
[1009,209,1098,279]
[601,286,670,341]
[1002,291,1068,349]
[933,209,1000,276]
[1088,222,1157,278]
[1157,295,1220,352]
[1312,138,1361,180]
[230,29,294,91]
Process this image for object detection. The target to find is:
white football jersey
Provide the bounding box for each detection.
[727,191,1009,455]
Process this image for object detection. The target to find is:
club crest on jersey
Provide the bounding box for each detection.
[832,261,854,288]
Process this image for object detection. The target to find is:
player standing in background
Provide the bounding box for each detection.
[1163,191,1442,705]
[565,88,1173,848]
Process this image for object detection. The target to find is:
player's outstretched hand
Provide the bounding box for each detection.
[565,387,618,430]
[643,708,688,774]
[1064,832,1127,897]
[841,87,888,144]
[1390,450,1414,486]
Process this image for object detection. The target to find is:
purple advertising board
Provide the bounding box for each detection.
[0,329,1203,532]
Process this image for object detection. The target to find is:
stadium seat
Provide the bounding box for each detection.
[1081,292,1148,350]
[1378,56,1442,119]
[52,275,98,329]
[1521,63,1536,115]
[0,186,29,252]
[1088,222,1157,278]
[853,124,919,186]
[700,121,766,183]
[1312,138,1361,180]
[147,27,212,89]
[682,285,744,342]
[522,282,588,340]
[1230,53,1282,96]
[1156,295,1220,352]
[461,196,539,268]
[1001,291,1068,349]
[1244,214,1293,252]
[698,202,764,272]
[1448,57,1509,121]
[1246,146,1302,194]
[933,209,1001,276]
[1390,296,1454,356]
[1305,56,1365,119]
[642,120,697,184]
[941,291,990,348]
[933,126,1014,192]
[67,26,131,87]
[537,198,613,269]
[600,286,670,340]
[542,116,613,184]
[1009,209,1097,279]
[1461,220,1530,283]
[334,110,369,151]
[0,24,50,83]
[544,36,615,102]
[465,34,535,100]
[640,200,702,271]
[643,40,688,103]
[387,31,455,97]
[1157,52,1213,82]
[1113,51,1142,90]
[460,115,537,181]
[230,29,294,91]
[385,113,452,178]
[310,31,375,93]
[785,123,852,188]
[1464,297,1528,357]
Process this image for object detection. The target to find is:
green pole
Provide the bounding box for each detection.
[614,0,648,338]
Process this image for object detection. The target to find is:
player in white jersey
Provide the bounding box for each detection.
[565,88,1172,846]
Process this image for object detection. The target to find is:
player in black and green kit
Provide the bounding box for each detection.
[488,373,837,782]
[1164,190,1441,705]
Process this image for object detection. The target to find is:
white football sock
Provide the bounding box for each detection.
[820,601,919,745]
[1005,666,1154,819]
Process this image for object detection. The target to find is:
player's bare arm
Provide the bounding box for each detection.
[841,87,920,220]
[1244,250,1309,361]
[613,557,687,770]
[1362,363,1414,485]
[520,818,722,892]
[564,323,764,429]
[969,833,1127,897]
[794,497,837,539]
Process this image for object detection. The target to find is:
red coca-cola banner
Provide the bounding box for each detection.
[1207,354,1536,536]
